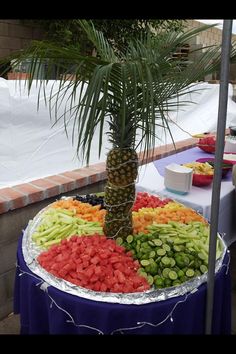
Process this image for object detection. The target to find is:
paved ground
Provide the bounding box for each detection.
[1,244,236,335]
[0,313,20,335]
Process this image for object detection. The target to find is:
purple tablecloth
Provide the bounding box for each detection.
[14,235,231,334]
[153,147,232,181]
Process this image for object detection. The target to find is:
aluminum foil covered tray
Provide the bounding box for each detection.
[22,197,227,305]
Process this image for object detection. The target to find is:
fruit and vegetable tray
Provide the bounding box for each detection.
[22,192,226,305]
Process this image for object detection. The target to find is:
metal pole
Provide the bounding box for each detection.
[205,20,233,334]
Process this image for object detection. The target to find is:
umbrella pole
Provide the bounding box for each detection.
[205,19,233,334]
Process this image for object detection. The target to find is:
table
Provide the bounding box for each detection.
[14,235,231,334]
[137,147,236,246]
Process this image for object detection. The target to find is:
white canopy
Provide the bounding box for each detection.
[0,79,236,188]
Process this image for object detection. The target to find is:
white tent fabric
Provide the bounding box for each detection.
[0,79,236,189]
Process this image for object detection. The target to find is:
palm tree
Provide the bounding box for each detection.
[2,20,235,239]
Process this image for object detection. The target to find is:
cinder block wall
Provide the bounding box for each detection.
[0,19,44,58]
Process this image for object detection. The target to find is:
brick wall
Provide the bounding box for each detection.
[0,137,197,320]
[0,20,44,58]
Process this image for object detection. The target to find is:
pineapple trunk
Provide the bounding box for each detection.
[103,148,138,239]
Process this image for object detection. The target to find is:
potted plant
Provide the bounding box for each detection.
[1,20,234,239]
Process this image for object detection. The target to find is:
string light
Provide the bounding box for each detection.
[16,264,104,335]
[16,250,229,334]
[107,158,139,171]
[105,153,139,238]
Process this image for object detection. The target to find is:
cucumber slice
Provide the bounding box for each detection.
[154,277,164,288]
[200,265,208,274]
[137,267,146,274]
[153,239,162,246]
[149,251,156,258]
[183,256,190,266]
[147,275,154,285]
[186,269,195,277]
[140,259,150,266]
[177,269,185,278]
[162,244,171,252]
[116,237,123,245]
[161,256,170,266]
[167,250,174,257]
[126,235,134,243]
[172,280,181,286]
[141,272,148,279]
[168,270,178,280]
[173,245,181,252]
[198,252,207,260]
[162,267,171,278]
[156,248,166,256]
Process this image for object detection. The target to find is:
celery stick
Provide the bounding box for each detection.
[152,223,173,228]
[33,225,59,238]
[38,227,62,242]
[43,239,62,248]
[55,208,75,216]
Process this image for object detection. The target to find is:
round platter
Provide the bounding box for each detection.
[22,194,226,305]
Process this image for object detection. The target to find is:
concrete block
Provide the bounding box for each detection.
[7,37,22,50]
[0,22,9,36]
[8,25,32,39]
[0,267,16,312]
[0,36,11,48]
[0,48,10,58]
[0,299,13,321]
[0,241,18,273]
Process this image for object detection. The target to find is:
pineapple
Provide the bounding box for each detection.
[104,148,138,238]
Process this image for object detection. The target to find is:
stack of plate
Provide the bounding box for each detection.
[224,136,236,153]
[164,163,193,195]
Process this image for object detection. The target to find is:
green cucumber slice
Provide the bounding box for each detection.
[116,237,123,245]
[161,256,170,266]
[168,270,178,280]
[156,248,166,256]
[200,265,208,274]
[126,235,134,243]
[186,269,195,277]
[140,259,150,266]
[153,239,163,246]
